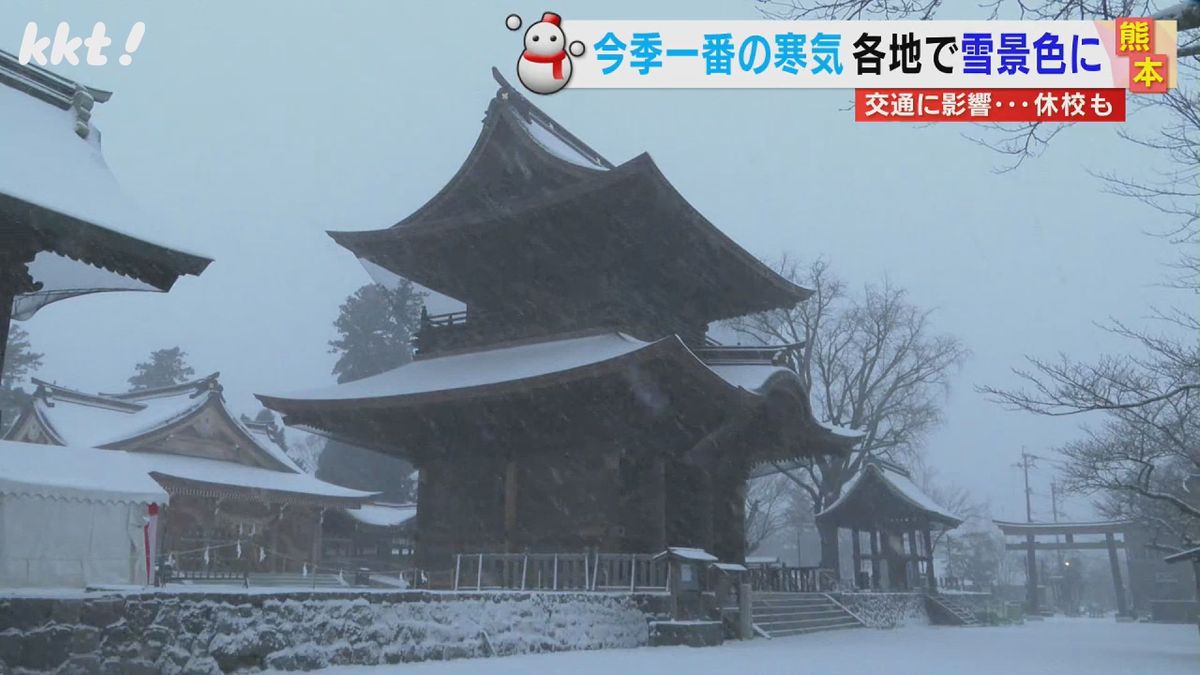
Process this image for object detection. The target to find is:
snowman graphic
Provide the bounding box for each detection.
[508,12,585,95]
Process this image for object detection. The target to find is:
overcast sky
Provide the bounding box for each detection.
[2,1,1186,523]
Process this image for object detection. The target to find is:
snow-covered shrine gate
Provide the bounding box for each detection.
[994,519,1135,617]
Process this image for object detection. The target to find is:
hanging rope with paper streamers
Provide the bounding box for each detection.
[236,540,242,559]
[259,546,266,563]
[302,563,308,577]
[203,545,210,566]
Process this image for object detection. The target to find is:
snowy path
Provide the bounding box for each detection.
[307,618,1199,675]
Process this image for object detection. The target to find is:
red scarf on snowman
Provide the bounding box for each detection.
[522,12,567,80]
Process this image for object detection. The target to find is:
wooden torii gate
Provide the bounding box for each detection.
[994,519,1135,617]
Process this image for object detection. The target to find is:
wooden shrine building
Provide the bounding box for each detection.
[260,70,858,572]
[4,375,372,573]
[818,460,962,591]
[0,51,210,428]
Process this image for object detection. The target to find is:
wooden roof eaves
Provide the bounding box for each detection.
[149,473,370,508]
[328,153,809,313]
[258,334,753,415]
[819,465,962,529]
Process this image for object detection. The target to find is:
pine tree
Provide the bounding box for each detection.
[328,282,423,384]
[1,325,43,434]
[319,281,424,499]
[127,347,195,391]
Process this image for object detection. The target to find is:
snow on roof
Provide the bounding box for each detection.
[884,467,962,524]
[269,332,653,402]
[142,452,373,500]
[520,116,609,170]
[237,416,304,474]
[656,547,719,562]
[745,556,782,565]
[0,71,200,258]
[1164,546,1200,564]
[818,462,962,526]
[708,364,790,393]
[13,250,159,320]
[0,440,168,504]
[356,257,465,315]
[712,563,748,573]
[343,502,417,528]
[27,376,309,475]
[32,380,210,448]
[991,519,1133,536]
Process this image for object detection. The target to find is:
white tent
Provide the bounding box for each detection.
[0,440,167,588]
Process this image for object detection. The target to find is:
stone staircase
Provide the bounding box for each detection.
[926,594,980,626]
[751,592,863,637]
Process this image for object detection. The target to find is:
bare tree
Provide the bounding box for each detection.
[731,258,968,570]
[1058,414,1199,546]
[744,474,795,554]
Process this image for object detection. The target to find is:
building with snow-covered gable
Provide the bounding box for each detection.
[4,374,373,575]
[0,51,210,430]
[259,70,859,573]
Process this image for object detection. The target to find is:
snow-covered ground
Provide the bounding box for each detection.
[308,618,1199,675]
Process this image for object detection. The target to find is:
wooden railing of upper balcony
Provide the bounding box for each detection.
[414,309,472,355]
[691,341,804,367]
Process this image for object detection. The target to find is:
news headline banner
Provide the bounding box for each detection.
[560,19,1177,92]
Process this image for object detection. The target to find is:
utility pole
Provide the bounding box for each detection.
[1051,481,1064,568]
[1015,449,1040,614]
[1016,449,1038,523]
[1050,481,1060,523]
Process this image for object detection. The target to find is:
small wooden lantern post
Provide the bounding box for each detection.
[655,547,718,620]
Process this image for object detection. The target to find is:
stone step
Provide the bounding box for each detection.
[752,607,847,620]
[748,595,835,607]
[753,596,833,605]
[756,615,862,632]
[767,621,862,637]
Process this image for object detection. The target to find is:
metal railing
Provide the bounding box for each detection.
[452,552,668,592]
[747,564,838,593]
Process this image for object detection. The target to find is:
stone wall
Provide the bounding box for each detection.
[0,590,661,674]
[829,592,928,629]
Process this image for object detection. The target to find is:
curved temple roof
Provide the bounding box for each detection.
[0,51,210,317]
[258,331,859,464]
[325,69,809,323]
[4,374,375,506]
[817,461,963,530]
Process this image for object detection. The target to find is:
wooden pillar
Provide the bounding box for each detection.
[923,528,937,593]
[0,285,12,422]
[651,457,667,552]
[0,239,41,428]
[869,529,881,590]
[908,530,920,590]
[737,582,753,640]
[504,458,518,552]
[311,508,324,567]
[270,504,282,573]
[1106,533,1129,617]
[1025,533,1039,614]
[850,529,862,588]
